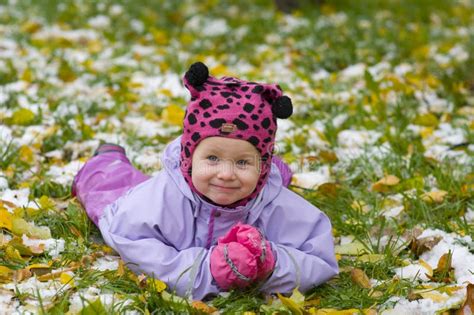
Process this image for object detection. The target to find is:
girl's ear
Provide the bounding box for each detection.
[184,62,209,97]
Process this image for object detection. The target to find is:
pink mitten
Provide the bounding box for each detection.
[210,242,258,290]
[218,223,276,281]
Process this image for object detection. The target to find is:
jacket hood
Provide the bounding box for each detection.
[162,136,283,222]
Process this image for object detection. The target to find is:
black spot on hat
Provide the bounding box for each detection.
[252,85,263,93]
[253,124,260,131]
[200,122,206,127]
[243,103,255,113]
[226,98,233,103]
[245,95,251,99]
[217,104,230,110]
[199,99,212,109]
[193,108,200,114]
[263,137,272,143]
[184,146,191,157]
[241,86,249,92]
[191,132,200,142]
[203,112,211,118]
[248,136,259,146]
[261,118,270,129]
[187,113,197,125]
[239,114,246,119]
[251,114,259,120]
[232,119,249,130]
[221,92,231,98]
[209,118,226,128]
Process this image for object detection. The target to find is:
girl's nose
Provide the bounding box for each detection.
[217,161,236,180]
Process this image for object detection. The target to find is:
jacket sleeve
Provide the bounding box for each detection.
[97,171,220,300]
[256,188,339,294]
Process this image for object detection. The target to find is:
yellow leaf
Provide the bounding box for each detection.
[351,268,371,289]
[11,108,35,126]
[357,254,385,263]
[0,209,13,230]
[372,175,400,192]
[414,113,439,127]
[0,265,14,283]
[277,287,305,315]
[334,240,367,256]
[5,245,25,263]
[147,278,167,292]
[161,104,185,126]
[19,146,34,164]
[211,64,234,77]
[60,272,75,287]
[191,301,217,314]
[38,195,55,210]
[421,190,448,203]
[159,88,173,97]
[21,21,42,33]
[310,308,363,315]
[12,217,52,239]
[419,258,433,277]
[418,291,449,303]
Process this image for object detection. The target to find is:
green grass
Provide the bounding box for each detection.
[0,0,472,313]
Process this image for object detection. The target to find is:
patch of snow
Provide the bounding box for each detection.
[46,160,84,186]
[22,235,65,258]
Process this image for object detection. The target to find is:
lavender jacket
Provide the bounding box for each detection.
[97,137,338,300]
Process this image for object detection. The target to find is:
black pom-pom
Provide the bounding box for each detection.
[185,62,209,87]
[272,96,293,119]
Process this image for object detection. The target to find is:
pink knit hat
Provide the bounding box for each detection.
[180,62,293,207]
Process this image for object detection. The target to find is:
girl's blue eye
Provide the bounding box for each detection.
[236,160,248,166]
[207,155,218,162]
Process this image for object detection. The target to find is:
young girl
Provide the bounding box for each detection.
[72,62,338,300]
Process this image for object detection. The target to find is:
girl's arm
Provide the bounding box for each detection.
[256,188,339,294]
[97,172,220,300]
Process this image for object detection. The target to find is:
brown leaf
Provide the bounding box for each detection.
[351,268,371,289]
[409,235,442,257]
[27,263,52,277]
[317,183,339,197]
[456,283,474,315]
[13,268,32,282]
[427,251,455,283]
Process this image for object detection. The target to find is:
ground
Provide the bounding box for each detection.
[0,0,473,314]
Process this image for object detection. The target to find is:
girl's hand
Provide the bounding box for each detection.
[210,242,258,290]
[217,223,276,281]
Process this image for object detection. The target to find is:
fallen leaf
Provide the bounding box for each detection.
[419,259,433,277]
[421,190,448,203]
[79,298,107,315]
[335,240,367,256]
[27,263,52,276]
[161,104,185,126]
[0,209,13,231]
[5,245,25,263]
[0,266,14,283]
[456,283,474,315]
[60,272,75,287]
[13,268,32,282]
[350,268,371,289]
[277,287,305,315]
[409,235,442,257]
[427,251,455,283]
[372,175,400,193]
[357,254,385,263]
[191,301,217,313]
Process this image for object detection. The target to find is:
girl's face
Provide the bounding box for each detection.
[191,137,261,206]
